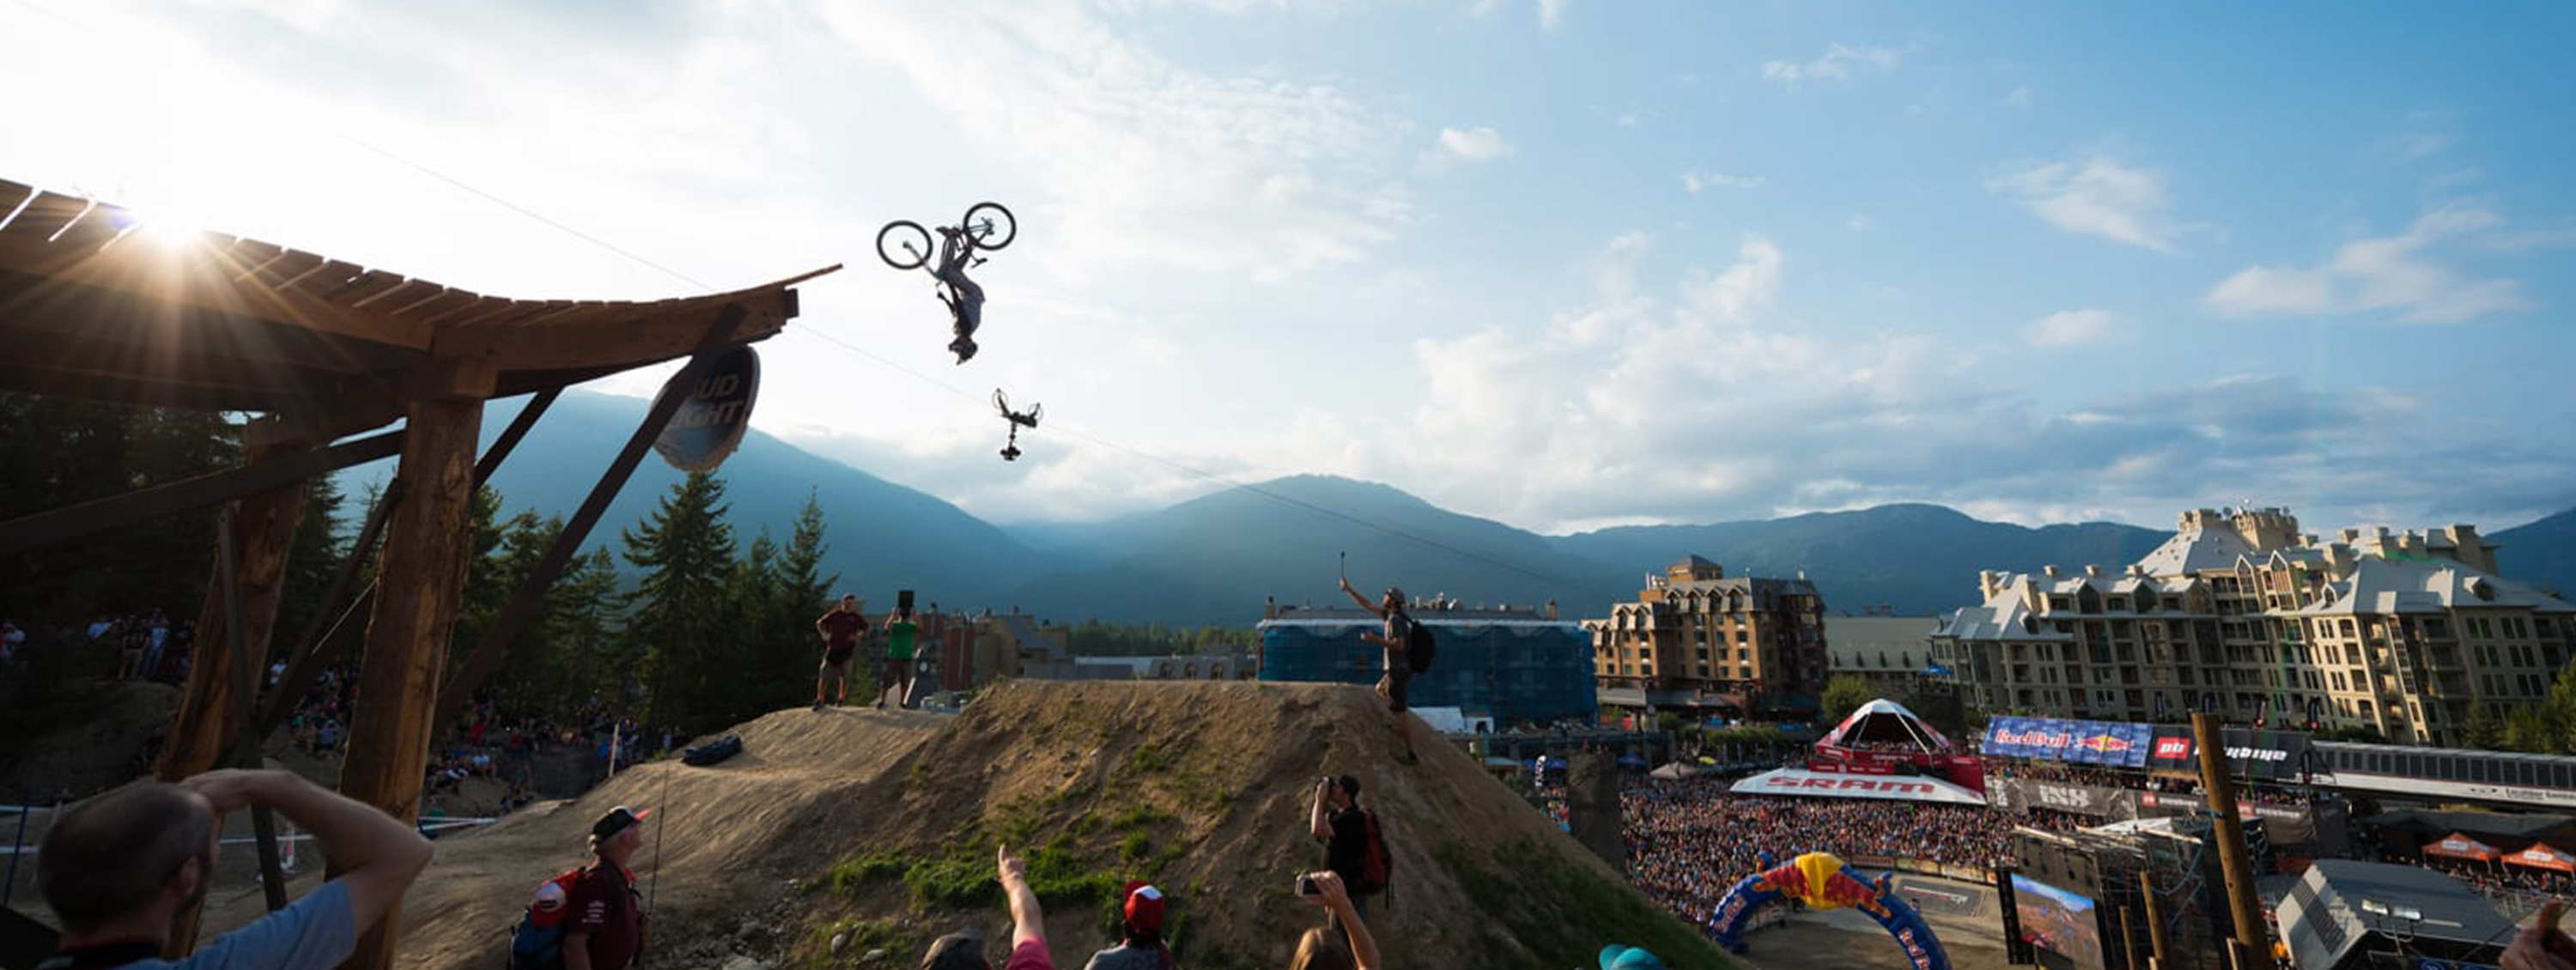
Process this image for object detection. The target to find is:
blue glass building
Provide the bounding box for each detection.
[1256,607,1598,725]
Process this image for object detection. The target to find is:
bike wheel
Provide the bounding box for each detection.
[876,221,933,270]
[962,202,1017,251]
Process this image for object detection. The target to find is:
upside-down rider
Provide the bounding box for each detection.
[937,227,984,364]
[1339,578,1420,766]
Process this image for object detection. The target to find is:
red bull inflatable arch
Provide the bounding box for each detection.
[1708,851,1951,970]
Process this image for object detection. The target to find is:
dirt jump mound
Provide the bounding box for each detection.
[209,680,1729,970]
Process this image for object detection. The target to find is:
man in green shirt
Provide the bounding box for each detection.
[881,605,920,710]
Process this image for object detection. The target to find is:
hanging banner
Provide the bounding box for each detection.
[653,345,761,472]
[1983,717,2151,768]
[1990,779,2136,819]
[2140,726,2312,781]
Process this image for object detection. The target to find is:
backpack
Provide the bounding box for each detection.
[507,869,587,970]
[1403,618,1436,675]
[682,734,743,767]
[1353,809,1393,894]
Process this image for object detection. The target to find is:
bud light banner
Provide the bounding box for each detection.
[1983,718,2152,768]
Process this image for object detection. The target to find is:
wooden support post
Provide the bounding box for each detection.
[155,442,314,784]
[2118,897,2144,970]
[336,391,484,970]
[2140,870,2172,970]
[154,451,310,955]
[2196,712,2269,959]
[433,306,744,739]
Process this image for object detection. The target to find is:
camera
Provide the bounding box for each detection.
[1297,876,1321,897]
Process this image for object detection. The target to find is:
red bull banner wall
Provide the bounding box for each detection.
[1708,851,1952,970]
[1980,716,2153,767]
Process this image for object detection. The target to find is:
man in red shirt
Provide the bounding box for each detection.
[813,595,870,710]
[567,806,650,970]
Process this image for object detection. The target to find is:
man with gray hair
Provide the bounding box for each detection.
[35,767,432,970]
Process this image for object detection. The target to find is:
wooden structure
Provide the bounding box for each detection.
[0,177,836,967]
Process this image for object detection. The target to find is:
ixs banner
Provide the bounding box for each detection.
[1990,779,2137,819]
[1984,717,2154,768]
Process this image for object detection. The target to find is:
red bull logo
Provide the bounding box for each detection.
[1750,860,1812,899]
[2074,734,2132,753]
[1820,869,1893,919]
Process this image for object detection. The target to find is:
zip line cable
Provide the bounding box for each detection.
[330,134,1590,591]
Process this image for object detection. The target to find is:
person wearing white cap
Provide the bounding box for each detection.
[566,806,652,970]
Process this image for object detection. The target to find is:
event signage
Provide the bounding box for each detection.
[652,345,761,472]
[1983,717,2152,768]
[1991,779,2135,818]
[1731,767,1989,806]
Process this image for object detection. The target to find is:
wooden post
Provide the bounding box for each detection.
[336,392,483,970]
[2118,897,2145,970]
[2139,869,2172,970]
[152,442,310,955]
[155,442,313,783]
[2195,712,2269,959]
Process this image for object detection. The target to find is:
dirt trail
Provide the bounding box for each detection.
[205,681,1728,970]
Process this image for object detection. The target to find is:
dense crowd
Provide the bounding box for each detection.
[1614,776,2075,927]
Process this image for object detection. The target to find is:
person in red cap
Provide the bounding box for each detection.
[1079,882,1175,970]
[567,805,652,970]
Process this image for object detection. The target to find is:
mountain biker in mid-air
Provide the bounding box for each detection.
[936,227,984,364]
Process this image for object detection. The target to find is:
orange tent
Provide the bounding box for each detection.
[2424,832,2502,863]
[2505,843,2576,873]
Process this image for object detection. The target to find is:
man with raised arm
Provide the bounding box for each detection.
[35,767,434,970]
[1338,578,1420,765]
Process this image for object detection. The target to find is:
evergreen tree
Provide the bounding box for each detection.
[272,475,350,653]
[2464,701,2507,751]
[622,472,737,732]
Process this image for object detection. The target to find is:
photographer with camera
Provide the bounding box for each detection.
[1306,776,1386,925]
[1288,871,1379,970]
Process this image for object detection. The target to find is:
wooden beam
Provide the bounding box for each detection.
[335,391,483,970]
[434,306,745,741]
[0,429,401,558]
[154,446,309,954]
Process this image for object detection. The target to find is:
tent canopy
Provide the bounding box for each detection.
[2506,843,2576,873]
[1816,697,1954,753]
[2422,832,2502,863]
[1649,761,1694,780]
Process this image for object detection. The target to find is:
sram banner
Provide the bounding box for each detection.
[1732,767,1990,806]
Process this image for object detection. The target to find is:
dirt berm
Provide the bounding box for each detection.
[208,680,1730,969]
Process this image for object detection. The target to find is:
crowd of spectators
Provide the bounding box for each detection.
[1613,775,2074,930]
[1987,757,2319,807]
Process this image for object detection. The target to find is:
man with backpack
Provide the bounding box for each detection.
[1307,775,1389,925]
[1337,579,1426,765]
[513,806,650,970]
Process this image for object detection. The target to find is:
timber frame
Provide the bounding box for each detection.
[0,177,839,968]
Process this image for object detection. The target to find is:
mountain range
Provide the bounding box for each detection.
[374,391,2570,625]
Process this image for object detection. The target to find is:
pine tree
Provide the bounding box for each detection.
[622,472,738,732]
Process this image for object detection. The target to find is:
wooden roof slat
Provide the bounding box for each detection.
[384,287,476,319]
[353,278,441,312]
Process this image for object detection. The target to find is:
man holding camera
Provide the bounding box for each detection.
[1307,775,1380,924]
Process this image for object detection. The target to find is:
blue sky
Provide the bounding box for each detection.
[4,0,2573,540]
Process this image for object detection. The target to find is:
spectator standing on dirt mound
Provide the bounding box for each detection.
[1287,871,1380,970]
[920,845,1055,970]
[1079,882,1174,970]
[881,604,920,710]
[814,595,869,710]
[1308,776,1387,925]
[567,806,652,970]
[1336,579,1419,765]
[33,767,432,970]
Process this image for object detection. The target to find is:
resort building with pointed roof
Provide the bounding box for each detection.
[1929,506,2575,746]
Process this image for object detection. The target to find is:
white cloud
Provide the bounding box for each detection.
[813,0,1411,283]
[2203,203,2539,324]
[1437,125,1514,162]
[1846,213,1875,232]
[1999,85,2032,108]
[1681,170,1765,193]
[1987,153,2189,252]
[2392,131,2454,162]
[1678,235,1783,324]
[1537,0,1570,30]
[1762,43,1901,84]
[2022,309,2124,348]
